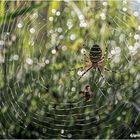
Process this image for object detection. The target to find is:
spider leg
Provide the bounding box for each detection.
[84,53,90,59]
[105,67,126,74]
[104,67,116,73]
[104,45,114,60]
[78,66,93,81]
[80,58,89,63]
[69,66,84,72]
[98,67,112,86]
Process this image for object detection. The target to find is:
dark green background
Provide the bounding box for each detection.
[0,0,140,139]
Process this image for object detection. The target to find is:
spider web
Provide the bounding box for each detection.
[0,0,140,139]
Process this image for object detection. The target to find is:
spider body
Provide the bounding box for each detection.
[89,44,102,63]
[90,44,105,70]
[79,44,107,80]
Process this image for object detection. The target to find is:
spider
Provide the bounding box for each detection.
[78,44,114,81]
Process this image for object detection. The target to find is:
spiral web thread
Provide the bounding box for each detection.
[0,0,140,139]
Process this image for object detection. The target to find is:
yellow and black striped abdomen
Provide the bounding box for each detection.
[89,44,102,63]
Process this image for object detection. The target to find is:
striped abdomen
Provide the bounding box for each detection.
[89,44,102,63]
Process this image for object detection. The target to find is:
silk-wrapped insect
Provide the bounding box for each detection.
[79,85,93,101]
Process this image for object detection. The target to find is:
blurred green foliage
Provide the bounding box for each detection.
[0,0,140,139]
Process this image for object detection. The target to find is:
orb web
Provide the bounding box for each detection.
[0,0,140,139]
